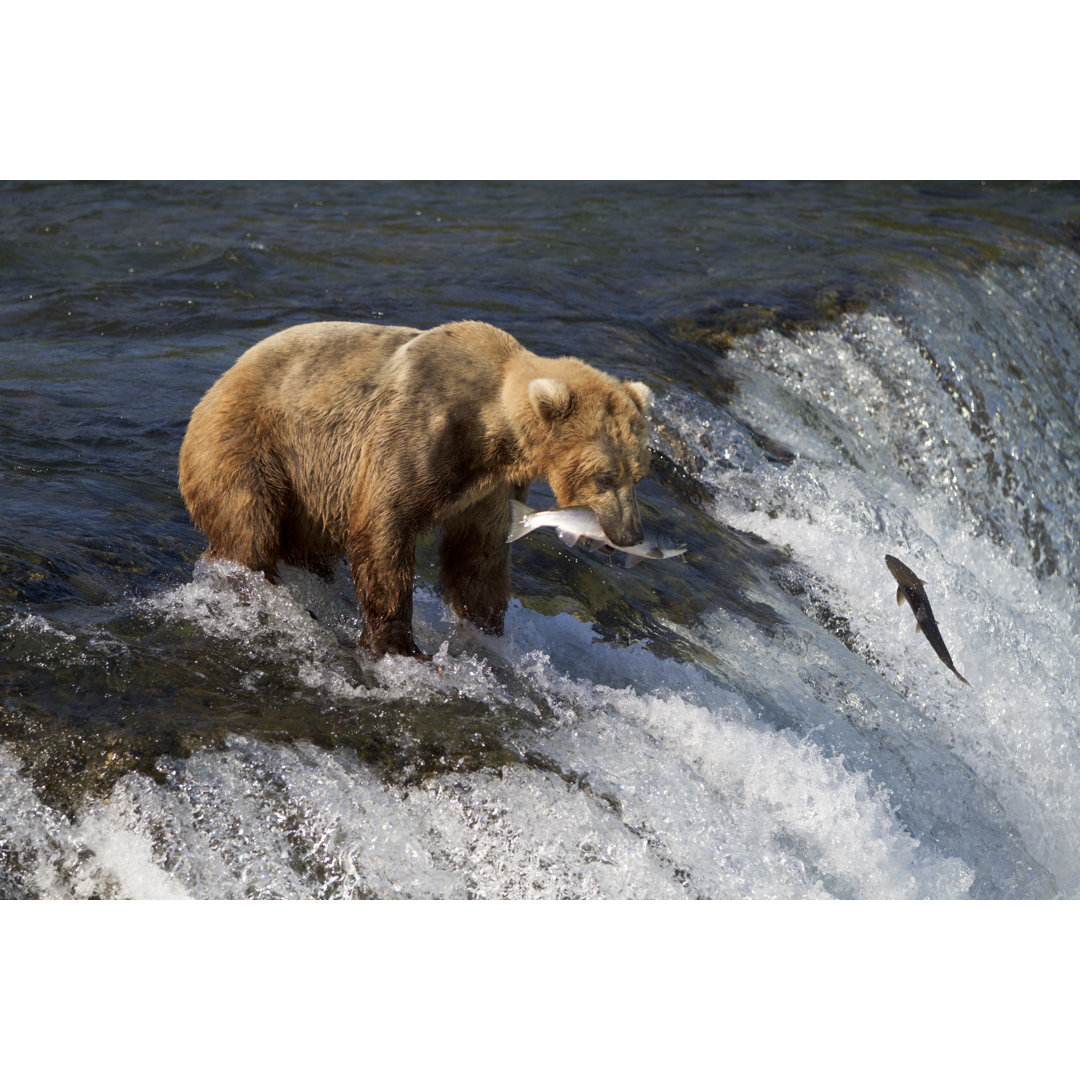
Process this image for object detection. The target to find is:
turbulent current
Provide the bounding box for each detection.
[2,181,1079,899]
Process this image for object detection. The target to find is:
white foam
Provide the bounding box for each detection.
[0,606,977,899]
[0,746,187,899]
[2,612,77,642]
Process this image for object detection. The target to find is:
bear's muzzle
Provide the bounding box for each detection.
[596,488,644,549]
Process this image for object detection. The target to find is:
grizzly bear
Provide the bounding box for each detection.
[178,320,652,659]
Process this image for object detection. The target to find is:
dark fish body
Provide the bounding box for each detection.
[885,554,970,686]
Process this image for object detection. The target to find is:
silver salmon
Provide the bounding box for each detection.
[507,500,687,567]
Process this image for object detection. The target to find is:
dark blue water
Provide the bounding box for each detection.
[3,181,1079,898]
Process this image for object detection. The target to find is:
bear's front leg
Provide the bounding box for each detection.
[348,514,430,661]
[439,489,516,636]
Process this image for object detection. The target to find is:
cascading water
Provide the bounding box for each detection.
[2,181,1079,899]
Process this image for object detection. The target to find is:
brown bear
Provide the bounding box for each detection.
[178,320,652,659]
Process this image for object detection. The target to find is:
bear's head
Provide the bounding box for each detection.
[527,371,652,548]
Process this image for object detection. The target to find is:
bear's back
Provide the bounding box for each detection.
[236,322,422,400]
[231,320,521,410]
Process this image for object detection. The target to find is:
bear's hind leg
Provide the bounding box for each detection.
[180,444,288,581]
[205,495,285,581]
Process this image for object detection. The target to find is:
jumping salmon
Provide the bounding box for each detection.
[507,500,687,567]
[885,554,970,686]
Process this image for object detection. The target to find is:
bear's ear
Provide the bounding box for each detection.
[528,378,574,425]
[625,380,653,413]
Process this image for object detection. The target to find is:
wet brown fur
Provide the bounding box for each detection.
[178,320,652,658]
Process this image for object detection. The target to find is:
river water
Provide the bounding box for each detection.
[2,180,1079,899]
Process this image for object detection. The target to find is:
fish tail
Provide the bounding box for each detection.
[506,500,537,543]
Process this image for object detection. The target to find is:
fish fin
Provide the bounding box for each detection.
[506,500,537,543]
[896,587,905,606]
[624,554,643,569]
[955,671,971,687]
[919,578,928,586]
[915,623,923,635]
[555,529,581,548]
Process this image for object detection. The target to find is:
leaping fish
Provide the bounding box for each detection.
[885,554,970,686]
[507,500,687,568]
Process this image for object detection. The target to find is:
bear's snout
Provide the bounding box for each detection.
[596,489,644,549]
[609,522,639,548]
[604,519,644,549]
